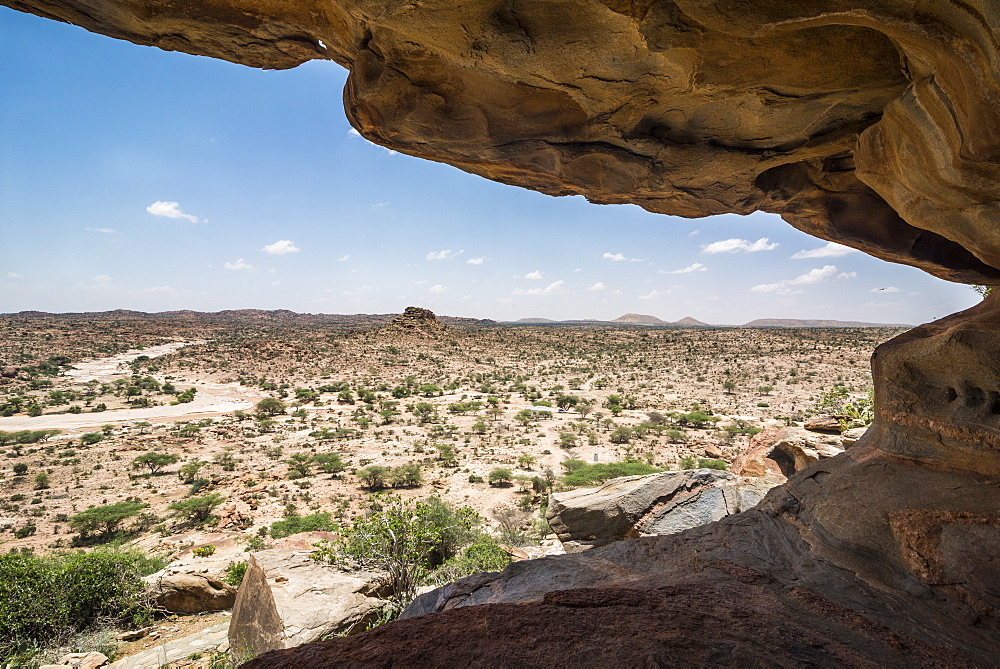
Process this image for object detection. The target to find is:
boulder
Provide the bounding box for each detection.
[228,550,388,660]
[45,652,107,669]
[545,469,777,551]
[147,573,236,614]
[732,427,845,478]
[0,366,18,378]
[803,415,844,433]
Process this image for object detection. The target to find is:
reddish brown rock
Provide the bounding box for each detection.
[733,427,844,477]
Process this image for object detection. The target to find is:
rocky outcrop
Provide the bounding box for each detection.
[546,469,776,550]
[732,426,845,477]
[147,573,236,614]
[381,306,445,334]
[228,551,389,660]
[803,415,844,433]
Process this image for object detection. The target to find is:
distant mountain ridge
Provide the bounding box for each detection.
[2,309,907,329]
[742,318,911,328]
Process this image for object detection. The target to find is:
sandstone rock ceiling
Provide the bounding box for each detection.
[6,0,1000,284]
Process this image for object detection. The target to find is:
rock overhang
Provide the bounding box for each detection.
[5,0,1000,283]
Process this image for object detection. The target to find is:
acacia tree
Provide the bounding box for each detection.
[256,397,286,416]
[131,452,180,475]
[69,500,148,539]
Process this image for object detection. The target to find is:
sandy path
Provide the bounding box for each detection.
[0,341,262,432]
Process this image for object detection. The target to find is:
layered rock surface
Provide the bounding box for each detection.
[545,469,776,550]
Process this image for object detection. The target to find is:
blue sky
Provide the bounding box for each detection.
[0,8,981,325]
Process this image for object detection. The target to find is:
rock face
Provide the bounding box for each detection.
[7,0,1000,284]
[6,0,1000,664]
[545,469,776,550]
[228,551,388,660]
[147,573,236,614]
[732,426,846,477]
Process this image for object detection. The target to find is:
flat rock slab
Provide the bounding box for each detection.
[108,622,229,669]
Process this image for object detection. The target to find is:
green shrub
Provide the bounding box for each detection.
[488,468,512,486]
[223,561,247,587]
[168,494,224,523]
[561,461,660,487]
[0,549,154,659]
[269,512,335,539]
[192,545,216,558]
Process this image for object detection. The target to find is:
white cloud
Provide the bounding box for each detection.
[224,258,253,271]
[638,289,670,300]
[751,265,838,293]
[4,272,23,280]
[659,262,707,275]
[91,274,111,283]
[587,282,606,291]
[467,257,486,265]
[702,237,778,254]
[348,127,398,156]
[791,242,857,259]
[85,227,115,234]
[271,280,282,286]
[837,272,857,280]
[629,257,649,263]
[337,254,351,262]
[524,270,544,280]
[602,252,626,261]
[146,201,200,223]
[426,249,463,261]
[430,284,447,293]
[261,239,300,255]
[342,285,372,297]
[871,286,901,293]
[512,280,565,296]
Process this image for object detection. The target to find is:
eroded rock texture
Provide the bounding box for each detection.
[6,0,1000,283]
[5,0,1000,664]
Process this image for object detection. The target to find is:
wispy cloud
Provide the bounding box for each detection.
[261,239,300,255]
[513,280,565,296]
[91,274,111,283]
[602,252,626,262]
[337,254,351,262]
[639,289,670,300]
[430,284,447,293]
[751,265,838,293]
[587,282,606,291]
[224,258,253,271]
[524,270,544,280]
[702,237,777,254]
[426,249,463,261]
[85,227,115,234]
[146,201,201,223]
[348,127,398,156]
[659,262,707,274]
[4,272,23,280]
[467,257,486,265]
[791,242,857,259]
[271,280,282,286]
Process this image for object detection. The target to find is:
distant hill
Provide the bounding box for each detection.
[673,316,709,326]
[743,318,910,328]
[514,318,558,323]
[612,313,668,325]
